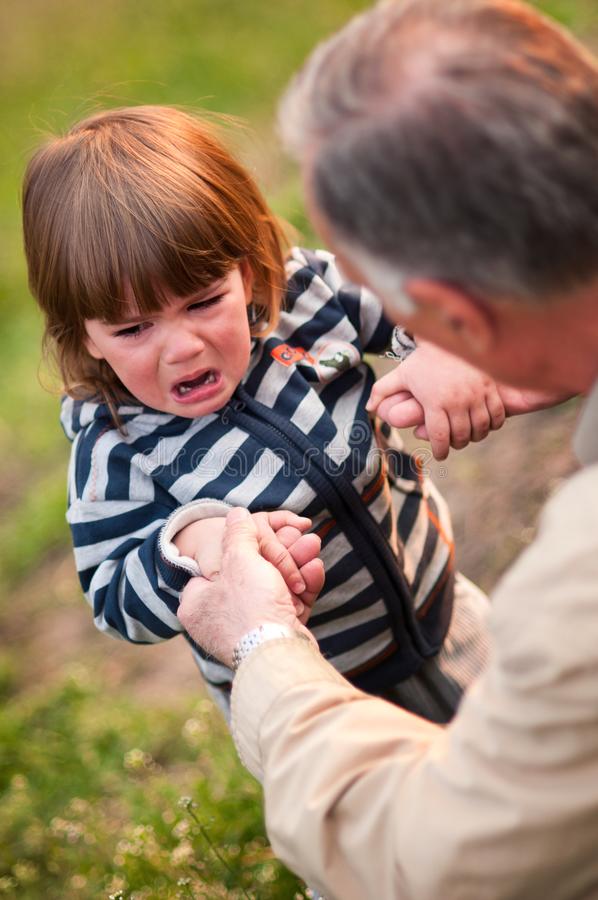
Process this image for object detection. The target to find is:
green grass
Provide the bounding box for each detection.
[0,0,594,896]
[0,675,304,898]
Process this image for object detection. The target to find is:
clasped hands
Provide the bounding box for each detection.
[176,509,325,667]
[367,340,570,460]
[175,342,571,663]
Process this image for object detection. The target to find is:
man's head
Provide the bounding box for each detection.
[280,0,598,392]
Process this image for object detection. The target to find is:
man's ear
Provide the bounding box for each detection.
[402,279,497,358]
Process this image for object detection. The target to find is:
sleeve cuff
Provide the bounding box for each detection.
[390,326,417,361]
[158,499,232,576]
[231,638,348,779]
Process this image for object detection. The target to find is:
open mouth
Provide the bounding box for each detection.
[173,369,220,399]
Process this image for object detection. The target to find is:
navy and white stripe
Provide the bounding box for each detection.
[62,248,454,694]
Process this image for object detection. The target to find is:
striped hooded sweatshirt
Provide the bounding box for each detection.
[62,248,455,694]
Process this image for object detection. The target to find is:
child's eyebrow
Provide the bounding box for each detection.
[106,277,229,325]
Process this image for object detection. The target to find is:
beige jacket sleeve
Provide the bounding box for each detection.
[231,464,598,900]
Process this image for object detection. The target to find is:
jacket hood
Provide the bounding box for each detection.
[60,395,175,442]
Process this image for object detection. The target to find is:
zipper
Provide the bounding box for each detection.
[229,386,432,658]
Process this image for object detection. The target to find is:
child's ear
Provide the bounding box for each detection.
[239,258,254,305]
[84,333,105,361]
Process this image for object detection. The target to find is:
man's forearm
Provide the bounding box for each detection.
[231,639,441,900]
[231,635,596,900]
[231,467,598,900]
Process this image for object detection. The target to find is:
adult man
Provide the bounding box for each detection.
[178,1,598,897]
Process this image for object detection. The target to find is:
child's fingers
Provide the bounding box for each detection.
[447,409,473,450]
[195,545,223,581]
[486,387,507,431]
[468,404,491,443]
[249,512,323,613]
[274,525,303,548]
[266,510,311,533]
[285,532,322,569]
[424,407,452,460]
[366,369,409,413]
[287,536,324,622]
[258,525,306,595]
[294,558,325,620]
[293,598,306,618]
[378,393,424,429]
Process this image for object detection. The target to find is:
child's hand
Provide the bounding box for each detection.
[174,510,320,619]
[367,342,506,460]
[271,519,323,624]
[250,511,322,620]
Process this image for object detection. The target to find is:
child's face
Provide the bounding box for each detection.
[84,264,254,417]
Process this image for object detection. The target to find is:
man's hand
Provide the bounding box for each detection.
[496,385,575,416]
[367,342,506,460]
[177,508,324,667]
[174,509,316,603]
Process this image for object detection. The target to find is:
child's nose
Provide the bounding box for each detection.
[162,325,206,365]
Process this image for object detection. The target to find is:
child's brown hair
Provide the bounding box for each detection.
[23,105,289,412]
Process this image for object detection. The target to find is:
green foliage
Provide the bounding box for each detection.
[0,674,306,898]
[0,466,68,589]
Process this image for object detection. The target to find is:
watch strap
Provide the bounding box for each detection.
[232,623,306,670]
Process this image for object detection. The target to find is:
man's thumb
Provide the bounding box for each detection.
[223,506,260,555]
[177,575,212,630]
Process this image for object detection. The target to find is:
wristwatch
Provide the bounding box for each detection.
[231,623,308,670]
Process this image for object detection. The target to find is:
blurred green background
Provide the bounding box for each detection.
[0,1,596,897]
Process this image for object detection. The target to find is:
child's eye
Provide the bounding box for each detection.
[114,321,152,338]
[188,294,224,312]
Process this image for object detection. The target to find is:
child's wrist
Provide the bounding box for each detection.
[160,499,232,574]
[174,517,225,561]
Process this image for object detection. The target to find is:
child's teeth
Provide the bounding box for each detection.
[177,372,216,395]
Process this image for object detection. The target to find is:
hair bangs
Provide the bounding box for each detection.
[64,134,247,324]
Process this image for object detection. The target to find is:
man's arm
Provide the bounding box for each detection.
[181,468,598,900]
[236,467,598,899]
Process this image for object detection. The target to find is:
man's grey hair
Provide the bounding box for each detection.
[279,0,598,303]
